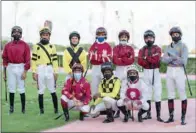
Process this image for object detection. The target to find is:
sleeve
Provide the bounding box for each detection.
[161,46,173,64]
[24,43,31,71]
[93,97,103,106]
[61,79,73,99]
[52,45,58,73]
[83,82,92,105]
[2,44,8,67]
[63,50,72,74]
[120,80,127,100]
[139,80,148,104]
[122,47,135,65]
[102,44,112,62]
[137,49,149,67]
[146,46,161,64]
[113,47,124,64]
[88,44,96,61]
[79,49,87,72]
[31,44,38,73]
[101,79,121,98]
[174,44,188,66]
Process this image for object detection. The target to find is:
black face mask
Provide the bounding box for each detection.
[172,36,181,42]
[128,76,137,82]
[146,40,154,47]
[12,34,21,41]
[40,38,49,45]
[104,73,112,80]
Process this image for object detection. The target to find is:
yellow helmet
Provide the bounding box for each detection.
[39,27,51,35]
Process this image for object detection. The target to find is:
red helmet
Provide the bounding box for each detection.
[126,88,140,100]
[118,30,130,40]
[96,27,107,39]
[72,63,84,73]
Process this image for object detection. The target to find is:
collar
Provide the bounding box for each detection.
[96,40,105,44]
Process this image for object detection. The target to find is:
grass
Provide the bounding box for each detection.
[1,72,195,132]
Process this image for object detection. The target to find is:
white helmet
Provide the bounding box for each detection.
[126,65,139,73]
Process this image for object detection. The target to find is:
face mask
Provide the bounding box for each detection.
[12,34,21,41]
[74,73,82,81]
[128,76,137,82]
[120,40,127,45]
[40,38,49,45]
[97,37,105,43]
[146,40,154,47]
[172,36,181,42]
[104,73,112,80]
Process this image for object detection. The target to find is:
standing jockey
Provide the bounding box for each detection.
[63,31,87,81]
[117,65,149,122]
[61,63,91,121]
[88,27,112,97]
[113,30,135,118]
[31,27,59,114]
[162,27,188,125]
[2,26,31,114]
[90,62,121,123]
[138,30,164,122]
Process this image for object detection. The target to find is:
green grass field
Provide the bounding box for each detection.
[1,72,196,132]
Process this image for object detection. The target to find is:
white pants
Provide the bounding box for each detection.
[115,66,127,82]
[91,65,103,95]
[90,97,118,116]
[61,95,90,113]
[7,63,25,94]
[117,99,149,111]
[37,65,56,94]
[143,68,162,102]
[166,67,187,100]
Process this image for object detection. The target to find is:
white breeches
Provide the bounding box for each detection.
[7,63,25,94]
[61,95,90,113]
[143,68,162,102]
[91,65,103,96]
[37,65,56,94]
[166,67,187,100]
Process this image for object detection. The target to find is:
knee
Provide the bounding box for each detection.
[117,99,124,107]
[142,102,149,111]
[103,96,112,103]
[81,105,90,113]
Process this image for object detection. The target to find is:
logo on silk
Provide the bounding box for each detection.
[130,91,136,99]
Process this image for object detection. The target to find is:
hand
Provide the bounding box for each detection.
[21,71,27,80]
[77,101,84,107]
[90,105,96,111]
[54,73,58,81]
[102,50,108,58]
[93,93,101,99]
[123,98,129,103]
[3,74,6,81]
[143,56,147,60]
[33,73,37,81]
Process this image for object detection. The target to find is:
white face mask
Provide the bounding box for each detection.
[73,72,82,81]
[120,40,127,45]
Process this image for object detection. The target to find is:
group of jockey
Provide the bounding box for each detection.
[2,25,188,125]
